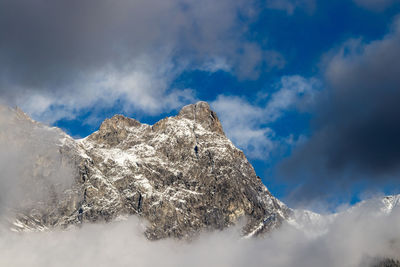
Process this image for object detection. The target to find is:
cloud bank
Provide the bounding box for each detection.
[0,201,399,267]
[0,106,74,216]
[280,17,400,204]
[0,0,286,123]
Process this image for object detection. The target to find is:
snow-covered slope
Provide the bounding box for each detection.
[7,101,291,239]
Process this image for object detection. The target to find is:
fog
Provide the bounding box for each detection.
[0,106,75,216]
[0,205,399,267]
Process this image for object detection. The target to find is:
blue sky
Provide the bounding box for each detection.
[1,0,400,210]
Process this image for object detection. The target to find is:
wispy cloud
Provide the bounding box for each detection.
[211,75,318,159]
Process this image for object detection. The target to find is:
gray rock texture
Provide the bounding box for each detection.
[8,101,291,239]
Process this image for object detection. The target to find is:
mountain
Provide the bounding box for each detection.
[5,101,291,239]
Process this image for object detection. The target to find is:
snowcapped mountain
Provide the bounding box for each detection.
[6,101,291,239]
[3,101,399,243]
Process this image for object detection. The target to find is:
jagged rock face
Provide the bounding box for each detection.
[10,101,291,239]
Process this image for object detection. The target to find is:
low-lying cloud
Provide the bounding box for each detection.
[0,106,75,216]
[0,200,399,267]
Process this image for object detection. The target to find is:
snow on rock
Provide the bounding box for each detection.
[8,102,291,240]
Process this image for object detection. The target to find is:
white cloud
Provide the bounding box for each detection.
[212,95,276,159]
[0,203,399,267]
[0,0,286,124]
[211,75,318,160]
[265,75,318,120]
[0,106,75,214]
[17,54,197,124]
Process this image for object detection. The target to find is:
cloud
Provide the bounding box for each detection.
[0,199,399,267]
[211,95,276,159]
[353,0,398,11]
[280,17,400,204]
[15,55,196,123]
[0,0,285,123]
[211,75,318,159]
[0,106,75,215]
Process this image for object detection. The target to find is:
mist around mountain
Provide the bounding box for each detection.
[0,196,400,267]
[0,104,399,267]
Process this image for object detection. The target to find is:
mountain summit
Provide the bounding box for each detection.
[9,102,291,239]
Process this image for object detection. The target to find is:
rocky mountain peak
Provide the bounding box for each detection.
[88,101,225,148]
[10,102,291,240]
[87,114,143,147]
[178,101,225,135]
[101,114,141,129]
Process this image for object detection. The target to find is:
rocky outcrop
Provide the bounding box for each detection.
[9,101,291,239]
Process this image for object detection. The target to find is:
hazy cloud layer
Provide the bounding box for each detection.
[0,203,399,267]
[0,106,74,215]
[280,17,400,204]
[0,0,286,123]
[212,75,318,159]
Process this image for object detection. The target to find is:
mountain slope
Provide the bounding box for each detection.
[8,101,291,239]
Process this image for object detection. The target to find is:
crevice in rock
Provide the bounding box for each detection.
[192,104,200,159]
[137,193,143,213]
[77,207,83,222]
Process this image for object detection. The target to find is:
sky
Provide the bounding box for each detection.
[1,0,400,210]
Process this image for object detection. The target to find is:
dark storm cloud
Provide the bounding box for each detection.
[0,0,288,121]
[0,0,249,80]
[280,17,400,204]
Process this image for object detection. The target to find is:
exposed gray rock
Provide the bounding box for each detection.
[9,101,291,239]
